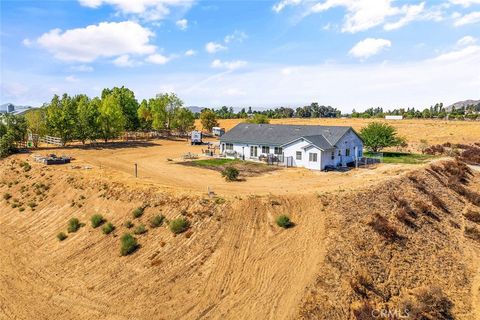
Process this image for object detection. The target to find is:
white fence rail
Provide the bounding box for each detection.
[38,135,63,146]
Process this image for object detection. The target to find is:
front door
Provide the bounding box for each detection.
[250,146,258,158]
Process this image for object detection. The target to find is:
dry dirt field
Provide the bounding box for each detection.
[1,119,480,320]
[1,156,479,320]
[196,118,480,151]
[40,138,417,196]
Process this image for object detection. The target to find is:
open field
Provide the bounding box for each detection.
[34,138,423,196]
[1,157,480,320]
[196,118,480,152]
[1,119,479,320]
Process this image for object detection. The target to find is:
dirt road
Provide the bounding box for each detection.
[45,139,417,197]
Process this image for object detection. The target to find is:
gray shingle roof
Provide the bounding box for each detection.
[299,135,333,150]
[219,123,353,148]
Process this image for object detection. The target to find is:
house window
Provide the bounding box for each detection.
[261,146,270,154]
[274,147,283,155]
[309,153,318,162]
[225,143,233,151]
[331,151,334,160]
[338,149,341,156]
[346,148,350,156]
[296,151,302,160]
[250,146,258,157]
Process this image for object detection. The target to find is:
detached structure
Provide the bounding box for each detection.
[219,123,363,170]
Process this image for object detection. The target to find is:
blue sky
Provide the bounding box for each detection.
[1,0,479,112]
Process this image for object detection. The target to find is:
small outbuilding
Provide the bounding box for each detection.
[385,115,403,120]
[212,127,225,137]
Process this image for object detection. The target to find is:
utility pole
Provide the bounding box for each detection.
[134,163,138,178]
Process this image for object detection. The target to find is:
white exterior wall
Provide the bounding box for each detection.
[334,129,363,166]
[221,142,282,160]
[282,139,323,170]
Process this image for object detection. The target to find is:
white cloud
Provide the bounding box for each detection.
[36,21,156,62]
[433,44,480,62]
[185,49,196,56]
[4,44,480,111]
[65,75,78,82]
[383,2,425,31]
[457,35,477,47]
[113,54,136,67]
[211,59,247,70]
[349,38,391,59]
[69,65,94,72]
[224,30,247,43]
[146,53,170,64]
[272,0,302,13]
[176,19,188,30]
[78,0,194,21]
[454,11,480,26]
[449,0,480,7]
[275,0,441,33]
[205,42,227,53]
[22,38,33,47]
[281,67,298,75]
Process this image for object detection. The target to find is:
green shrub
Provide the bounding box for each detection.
[91,214,104,228]
[27,201,37,209]
[150,215,165,228]
[465,226,480,242]
[18,207,25,212]
[120,233,138,256]
[214,197,226,204]
[102,222,115,235]
[133,224,147,235]
[221,166,239,181]
[276,215,293,228]
[124,220,134,228]
[132,207,144,219]
[3,193,11,200]
[21,162,31,172]
[169,218,190,234]
[464,210,480,223]
[57,232,67,241]
[67,218,81,233]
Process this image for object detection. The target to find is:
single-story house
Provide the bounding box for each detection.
[219,123,363,170]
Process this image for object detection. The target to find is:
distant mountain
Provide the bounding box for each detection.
[446,99,480,111]
[186,106,204,113]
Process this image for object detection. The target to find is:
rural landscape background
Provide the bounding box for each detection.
[2,0,480,319]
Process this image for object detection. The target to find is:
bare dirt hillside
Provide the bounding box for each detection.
[1,157,479,320]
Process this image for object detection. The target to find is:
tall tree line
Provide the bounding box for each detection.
[202,102,342,119]
[35,87,195,146]
[351,102,480,119]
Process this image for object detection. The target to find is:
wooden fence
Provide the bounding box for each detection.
[38,135,63,146]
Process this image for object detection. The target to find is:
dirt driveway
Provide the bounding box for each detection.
[42,138,419,196]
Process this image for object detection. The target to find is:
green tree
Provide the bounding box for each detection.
[164,93,183,130]
[360,122,405,152]
[0,114,27,157]
[137,99,152,130]
[171,108,195,136]
[25,109,46,147]
[246,114,269,124]
[102,87,139,131]
[45,94,77,145]
[75,94,99,144]
[97,94,125,142]
[200,109,219,132]
[148,95,168,130]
